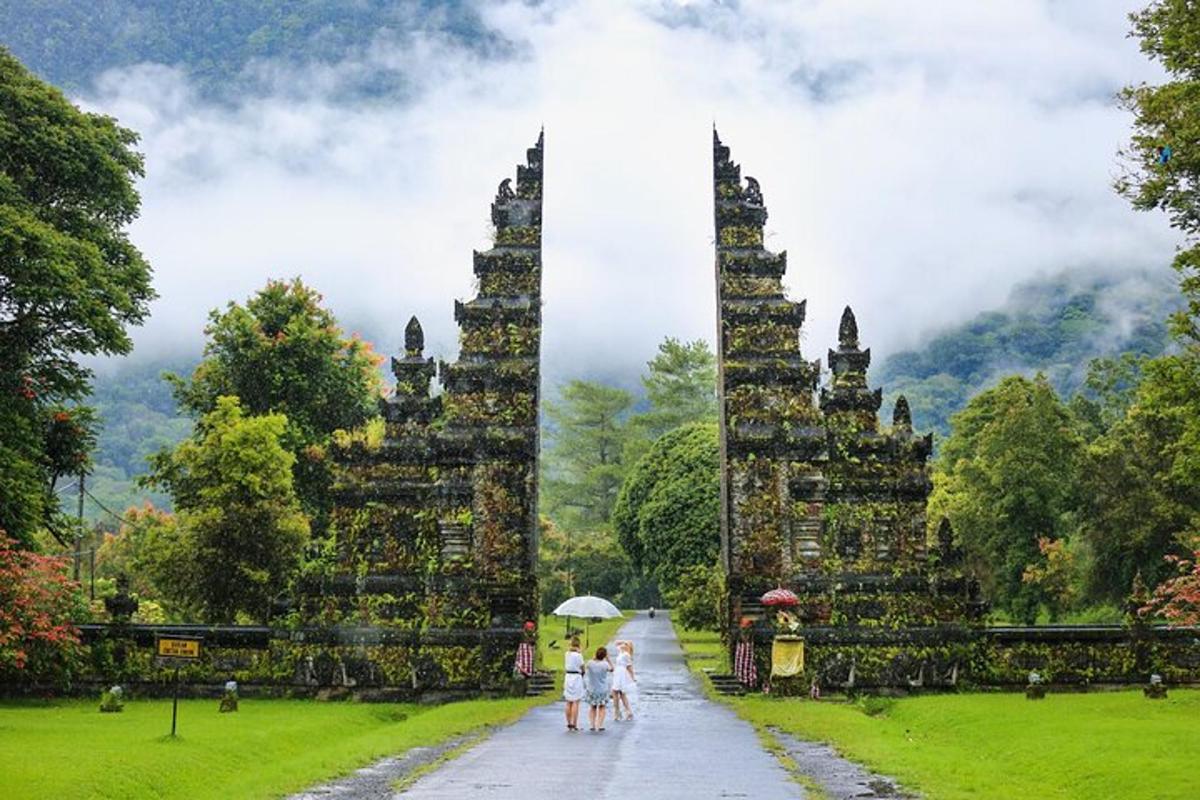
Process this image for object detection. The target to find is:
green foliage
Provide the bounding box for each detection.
[1075,353,1200,601]
[145,397,309,622]
[612,423,719,595]
[536,517,655,613]
[625,337,717,463]
[1119,0,1200,345]
[168,279,381,527]
[931,375,1083,623]
[94,504,192,619]
[541,379,633,530]
[83,357,196,517]
[0,47,154,547]
[878,270,1178,440]
[662,563,723,632]
[1067,353,1145,441]
[539,338,717,605]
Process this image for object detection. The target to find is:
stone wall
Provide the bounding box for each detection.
[40,623,526,699]
[739,623,1200,693]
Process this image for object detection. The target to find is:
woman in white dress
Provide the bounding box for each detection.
[562,637,584,731]
[611,640,636,721]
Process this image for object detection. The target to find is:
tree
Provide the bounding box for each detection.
[0,47,154,547]
[625,338,717,462]
[1143,544,1200,626]
[1068,354,1145,441]
[1075,354,1200,601]
[541,380,634,530]
[95,503,194,617]
[145,397,309,622]
[930,376,1084,623]
[537,517,657,613]
[168,279,380,526]
[0,532,84,686]
[611,422,720,595]
[1119,0,1200,345]
[662,563,723,632]
[1021,537,1080,622]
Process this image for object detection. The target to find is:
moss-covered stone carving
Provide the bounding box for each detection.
[713,131,983,689]
[301,133,544,694]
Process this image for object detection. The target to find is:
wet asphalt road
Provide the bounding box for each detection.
[397,611,802,799]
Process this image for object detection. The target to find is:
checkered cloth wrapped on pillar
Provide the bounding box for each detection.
[514,641,535,677]
[734,641,757,687]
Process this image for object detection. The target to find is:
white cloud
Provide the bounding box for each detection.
[81,0,1179,389]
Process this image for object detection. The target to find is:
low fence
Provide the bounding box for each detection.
[14,623,529,700]
[741,623,1200,692]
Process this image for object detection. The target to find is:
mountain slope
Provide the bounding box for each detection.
[0,0,506,97]
[877,268,1181,440]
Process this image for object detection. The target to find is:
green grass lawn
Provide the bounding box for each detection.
[675,627,727,674]
[673,622,1198,800]
[0,696,538,800]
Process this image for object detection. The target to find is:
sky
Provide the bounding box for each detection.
[76,0,1180,391]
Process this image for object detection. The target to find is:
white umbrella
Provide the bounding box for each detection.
[552,595,622,618]
[552,595,622,648]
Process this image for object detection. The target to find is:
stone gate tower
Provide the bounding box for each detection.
[713,131,980,689]
[307,133,544,694]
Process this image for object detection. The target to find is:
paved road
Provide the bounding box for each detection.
[398,611,802,798]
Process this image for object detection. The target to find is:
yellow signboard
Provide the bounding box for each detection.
[157,638,201,659]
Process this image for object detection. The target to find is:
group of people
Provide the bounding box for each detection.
[562,637,636,732]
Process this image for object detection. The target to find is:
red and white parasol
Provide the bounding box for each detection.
[760,588,799,607]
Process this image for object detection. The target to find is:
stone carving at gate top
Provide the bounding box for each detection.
[305,133,544,694]
[713,130,981,687]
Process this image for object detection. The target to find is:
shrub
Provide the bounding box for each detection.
[0,533,85,687]
[663,563,723,631]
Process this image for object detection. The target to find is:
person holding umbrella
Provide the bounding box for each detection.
[562,636,584,732]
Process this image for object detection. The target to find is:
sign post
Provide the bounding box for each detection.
[155,635,202,737]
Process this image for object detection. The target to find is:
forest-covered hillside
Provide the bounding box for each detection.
[877,268,1180,439]
[0,0,504,96]
[79,357,195,523]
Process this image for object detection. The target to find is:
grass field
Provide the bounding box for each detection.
[0,696,539,800]
[0,613,633,799]
[675,624,1198,800]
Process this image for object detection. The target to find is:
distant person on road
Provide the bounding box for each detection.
[563,637,584,732]
[648,606,656,619]
[611,640,636,721]
[585,646,614,732]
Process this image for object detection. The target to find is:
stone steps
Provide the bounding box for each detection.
[703,669,748,696]
[525,671,556,696]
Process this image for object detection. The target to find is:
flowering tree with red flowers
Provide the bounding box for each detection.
[0,533,85,685]
[1144,547,1200,627]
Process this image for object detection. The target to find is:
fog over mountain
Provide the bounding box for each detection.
[3,0,1182,392]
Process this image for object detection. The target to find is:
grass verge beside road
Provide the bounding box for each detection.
[0,696,538,800]
[674,620,1199,800]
